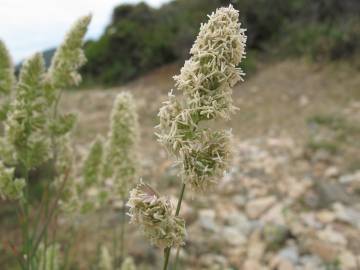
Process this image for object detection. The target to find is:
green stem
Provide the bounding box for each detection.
[21,164,31,270]
[174,247,180,270]
[162,183,186,270]
[120,199,126,262]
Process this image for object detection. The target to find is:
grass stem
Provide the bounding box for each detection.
[162,183,186,270]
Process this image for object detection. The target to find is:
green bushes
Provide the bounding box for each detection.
[81,0,360,86]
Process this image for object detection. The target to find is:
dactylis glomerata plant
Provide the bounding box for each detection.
[0,15,91,269]
[127,5,246,270]
[67,91,140,267]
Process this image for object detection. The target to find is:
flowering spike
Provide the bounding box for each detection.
[5,53,51,167]
[82,136,104,186]
[127,182,186,248]
[99,246,112,270]
[48,15,91,93]
[103,92,139,198]
[121,257,136,270]
[0,40,15,95]
[157,5,245,191]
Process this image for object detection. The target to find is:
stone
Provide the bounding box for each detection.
[333,203,360,229]
[299,255,324,270]
[232,194,247,207]
[314,181,352,207]
[278,245,299,263]
[339,171,360,184]
[225,212,252,236]
[261,203,286,225]
[316,210,335,224]
[278,259,295,270]
[246,196,276,219]
[222,226,247,246]
[247,232,265,260]
[306,239,339,262]
[198,209,218,232]
[324,166,339,178]
[243,259,263,270]
[317,226,347,246]
[338,250,357,269]
[299,95,309,107]
[200,254,228,268]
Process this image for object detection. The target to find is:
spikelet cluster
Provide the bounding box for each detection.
[0,40,15,121]
[0,40,15,95]
[121,257,136,270]
[103,92,139,198]
[47,15,91,92]
[99,246,112,270]
[4,53,50,168]
[157,5,246,191]
[76,136,106,213]
[83,136,104,186]
[0,161,25,200]
[127,182,185,248]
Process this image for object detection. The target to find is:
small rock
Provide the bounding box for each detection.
[339,250,357,270]
[262,203,286,225]
[247,232,265,260]
[339,171,360,184]
[299,95,309,107]
[278,245,299,263]
[243,259,263,270]
[317,226,347,246]
[306,239,339,262]
[278,259,295,270]
[314,181,352,207]
[324,166,339,178]
[225,212,252,236]
[200,254,228,268]
[232,194,247,207]
[222,226,247,246]
[198,209,218,232]
[333,203,360,229]
[299,255,324,270]
[301,212,322,229]
[316,210,335,224]
[246,196,276,219]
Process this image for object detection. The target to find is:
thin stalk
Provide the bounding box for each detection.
[42,184,50,270]
[21,164,31,270]
[112,222,117,270]
[173,247,180,270]
[120,199,126,262]
[30,170,70,259]
[162,183,186,270]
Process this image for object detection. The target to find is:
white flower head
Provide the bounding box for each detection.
[157,5,245,191]
[127,182,186,248]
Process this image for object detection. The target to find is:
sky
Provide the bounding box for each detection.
[0,0,170,63]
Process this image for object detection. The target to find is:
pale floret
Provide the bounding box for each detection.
[127,183,186,248]
[0,161,25,201]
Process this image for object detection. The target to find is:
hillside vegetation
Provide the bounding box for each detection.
[81,0,360,85]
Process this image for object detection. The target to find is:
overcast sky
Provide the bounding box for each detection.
[0,0,170,63]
